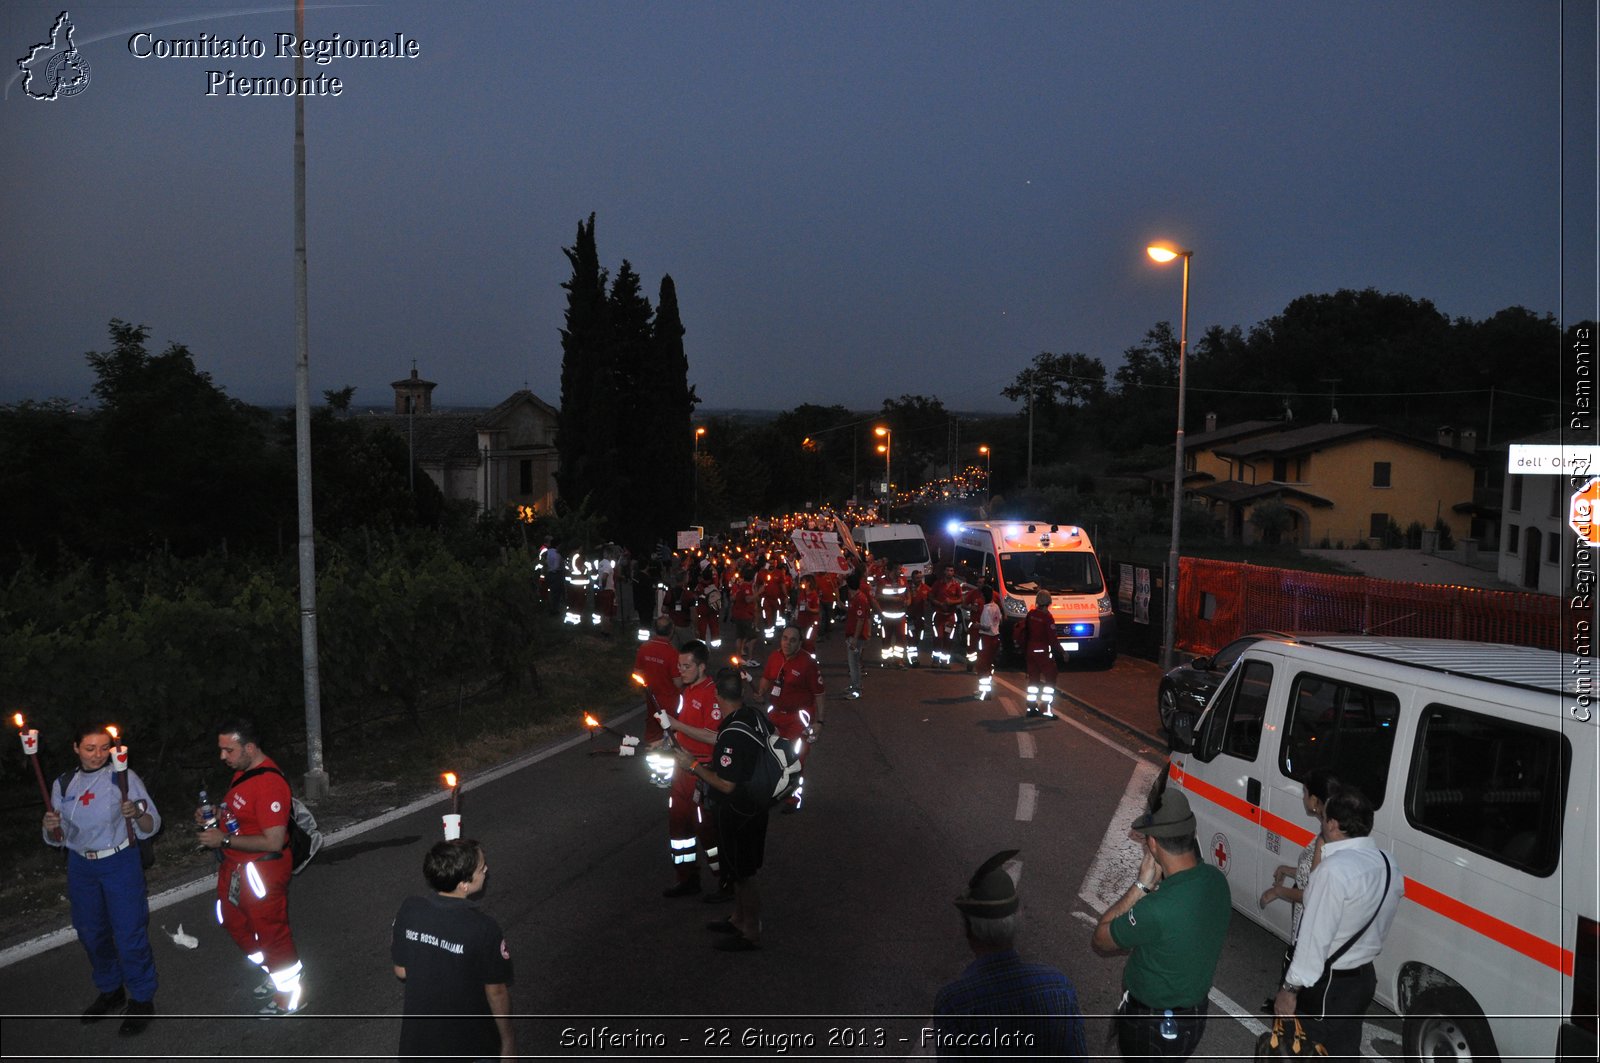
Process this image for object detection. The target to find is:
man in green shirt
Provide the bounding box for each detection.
[1092,788,1230,1060]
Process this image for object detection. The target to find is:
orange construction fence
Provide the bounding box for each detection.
[1177,557,1564,657]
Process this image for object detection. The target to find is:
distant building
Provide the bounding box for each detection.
[374,373,560,515]
[1494,428,1575,595]
[1156,417,1479,548]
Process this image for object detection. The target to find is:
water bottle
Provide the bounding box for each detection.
[1159,1009,1178,1042]
[222,803,240,836]
[198,789,218,831]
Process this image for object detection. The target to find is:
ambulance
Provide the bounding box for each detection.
[851,523,932,577]
[949,521,1115,663]
[1169,634,1597,1062]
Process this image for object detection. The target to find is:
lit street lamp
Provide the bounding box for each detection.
[1147,242,1191,671]
[693,426,706,522]
[874,426,892,519]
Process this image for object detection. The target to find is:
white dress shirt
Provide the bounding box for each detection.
[1285,836,1403,988]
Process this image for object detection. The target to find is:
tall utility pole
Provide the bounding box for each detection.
[293,0,328,800]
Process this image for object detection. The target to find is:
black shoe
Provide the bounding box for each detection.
[82,987,126,1023]
[119,999,154,1036]
[662,878,701,898]
[701,884,735,903]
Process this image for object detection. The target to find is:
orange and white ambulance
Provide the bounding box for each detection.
[1170,634,1597,1062]
[949,521,1115,663]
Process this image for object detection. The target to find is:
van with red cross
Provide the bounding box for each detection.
[1169,633,1597,1062]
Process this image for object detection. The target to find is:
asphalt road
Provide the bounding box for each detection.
[0,640,1403,1061]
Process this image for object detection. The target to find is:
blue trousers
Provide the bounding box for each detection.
[68,846,157,1002]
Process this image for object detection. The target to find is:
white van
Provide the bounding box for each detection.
[949,520,1115,663]
[851,522,932,577]
[1169,634,1597,1062]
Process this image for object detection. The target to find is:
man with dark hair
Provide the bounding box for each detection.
[757,625,825,813]
[674,667,769,951]
[1093,789,1230,1059]
[656,640,724,898]
[1274,787,1402,1060]
[196,718,304,1016]
[391,839,514,1063]
[933,850,1087,1057]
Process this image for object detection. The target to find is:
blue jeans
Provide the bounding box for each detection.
[68,846,157,1001]
[845,636,864,691]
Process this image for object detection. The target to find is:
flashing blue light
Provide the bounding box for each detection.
[945,519,962,536]
[1068,623,1093,636]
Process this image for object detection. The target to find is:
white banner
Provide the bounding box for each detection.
[790,529,854,575]
[676,529,702,549]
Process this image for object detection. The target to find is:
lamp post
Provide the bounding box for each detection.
[978,444,992,507]
[1147,242,1191,671]
[874,426,891,520]
[693,426,706,522]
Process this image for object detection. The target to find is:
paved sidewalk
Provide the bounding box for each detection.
[1056,655,1169,751]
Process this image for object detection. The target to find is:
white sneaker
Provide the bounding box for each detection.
[257,997,305,1018]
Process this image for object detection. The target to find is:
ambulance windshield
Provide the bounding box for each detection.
[999,552,1104,596]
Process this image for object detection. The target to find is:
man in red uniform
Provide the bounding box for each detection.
[1015,590,1059,717]
[931,564,966,669]
[794,575,822,653]
[728,567,758,661]
[694,570,723,649]
[657,641,725,898]
[906,569,930,666]
[757,566,787,641]
[196,718,304,1016]
[875,561,909,665]
[758,626,826,813]
[842,572,876,699]
[633,613,681,746]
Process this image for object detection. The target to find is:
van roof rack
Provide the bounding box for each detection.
[1289,635,1585,699]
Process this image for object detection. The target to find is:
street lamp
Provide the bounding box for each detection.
[693,426,706,522]
[874,426,891,519]
[1147,242,1191,671]
[978,444,992,507]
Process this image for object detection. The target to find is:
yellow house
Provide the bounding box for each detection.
[1187,422,1477,547]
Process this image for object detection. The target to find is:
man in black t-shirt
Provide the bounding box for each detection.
[391,840,513,1062]
[675,667,770,951]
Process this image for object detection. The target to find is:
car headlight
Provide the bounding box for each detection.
[1002,597,1027,617]
[1097,595,1112,615]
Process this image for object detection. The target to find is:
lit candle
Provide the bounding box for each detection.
[106,725,137,846]
[15,714,59,840]
[441,772,461,839]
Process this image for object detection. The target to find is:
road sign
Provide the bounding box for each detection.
[1570,477,1600,547]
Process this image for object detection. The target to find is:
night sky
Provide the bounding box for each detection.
[3,1,1595,414]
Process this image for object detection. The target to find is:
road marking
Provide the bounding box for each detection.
[998,693,1020,718]
[1077,759,1159,912]
[1208,984,1268,1038]
[1017,731,1037,759]
[994,675,1143,763]
[1071,910,1098,927]
[1015,782,1038,821]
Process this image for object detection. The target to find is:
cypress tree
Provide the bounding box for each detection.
[555,214,609,509]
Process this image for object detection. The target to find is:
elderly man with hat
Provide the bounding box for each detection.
[931,850,1087,1058]
[1092,788,1230,1060]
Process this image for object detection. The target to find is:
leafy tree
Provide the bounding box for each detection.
[1002,351,1108,409]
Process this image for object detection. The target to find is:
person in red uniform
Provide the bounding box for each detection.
[842,572,876,699]
[196,718,304,1016]
[757,566,787,641]
[1014,590,1059,717]
[694,570,723,649]
[961,580,986,669]
[758,626,826,813]
[972,585,1003,700]
[794,575,822,653]
[729,567,759,660]
[657,641,725,898]
[906,569,931,666]
[814,569,841,641]
[633,613,681,746]
[931,564,966,669]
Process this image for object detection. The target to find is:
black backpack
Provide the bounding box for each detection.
[55,769,156,870]
[227,766,324,875]
[719,710,802,812]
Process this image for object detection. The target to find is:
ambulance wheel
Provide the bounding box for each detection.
[1402,988,1500,1062]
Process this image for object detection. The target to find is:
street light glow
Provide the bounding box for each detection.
[874,425,888,437]
[1147,243,1184,263]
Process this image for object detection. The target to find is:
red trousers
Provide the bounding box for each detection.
[668,765,718,882]
[216,855,298,976]
[1025,646,1059,687]
[767,708,811,808]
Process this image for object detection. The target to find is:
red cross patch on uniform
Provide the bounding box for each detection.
[720,753,733,768]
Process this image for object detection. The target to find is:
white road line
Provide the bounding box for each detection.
[0,713,632,971]
[1208,984,1268,1038]
[998,693,1020,718]
[1077,759,1160,913]
[994,675,1143,763]
[1015,782,1038,821]
[1016,730,1037,759]
[1071,910,1099,927]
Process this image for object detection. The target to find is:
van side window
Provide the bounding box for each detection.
[953,545,988,585]
[1406,704,1570,877]
[1279,673,1400,808]
[1197,660,1273,762]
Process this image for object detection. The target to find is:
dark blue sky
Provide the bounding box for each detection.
[3,1,1594,414]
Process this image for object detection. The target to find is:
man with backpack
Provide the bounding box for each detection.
[196,718,306,1016]
[674,667,774,952]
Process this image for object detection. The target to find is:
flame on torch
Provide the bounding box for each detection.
[630,672,647,687]
[106,724,120,741]
[12,713,23,729]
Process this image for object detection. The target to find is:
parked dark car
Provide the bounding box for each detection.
[1157,631,1291,739]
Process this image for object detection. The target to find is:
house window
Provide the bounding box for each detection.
[1369,513,1389,539]
[1548,483,1560,519]
[1507,524,1520,554]
[519,460,533,495]
[1273,458,1287,481]
[1509,475,1523,511]
[1372,462,1392,488]
[1546,533,1559,565]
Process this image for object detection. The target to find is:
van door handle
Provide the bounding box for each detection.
[1246,777,1261,807]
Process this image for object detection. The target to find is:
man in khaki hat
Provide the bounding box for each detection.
[1092,788,1230,1060]
[931,850,1087,1058]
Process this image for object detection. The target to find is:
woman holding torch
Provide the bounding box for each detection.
[41,722,162,1036]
